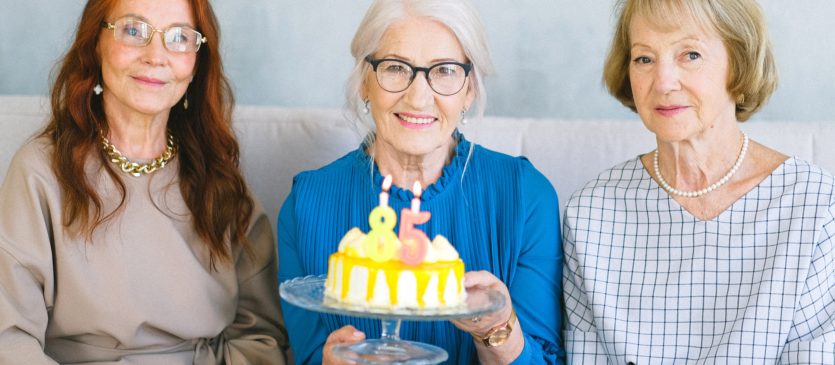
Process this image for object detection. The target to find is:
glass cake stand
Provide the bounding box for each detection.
[280,275,505,365]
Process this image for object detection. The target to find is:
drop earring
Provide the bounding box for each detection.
[183,97,189,110]
[93,84,103,95]
[460,108,468,125]
[362,99,370,114]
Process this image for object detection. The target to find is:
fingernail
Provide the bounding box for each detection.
[353,331,363,337]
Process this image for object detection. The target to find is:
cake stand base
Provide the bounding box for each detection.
[333,338,447,365]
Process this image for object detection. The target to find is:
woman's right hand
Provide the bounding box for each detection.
[322,325,366,365]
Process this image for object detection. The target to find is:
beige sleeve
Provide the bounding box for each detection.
[218,205,292,365]
[0,142,60,365]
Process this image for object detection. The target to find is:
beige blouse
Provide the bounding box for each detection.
[0,137,290,364]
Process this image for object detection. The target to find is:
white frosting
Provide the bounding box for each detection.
[444,268,464,304]
[369,270,390,307]
[396,271,418,308]
[337,227,458,264]
[337,227,367,256]
[346,266,369,303]
[421,274,440,307]
[423,235,459,262]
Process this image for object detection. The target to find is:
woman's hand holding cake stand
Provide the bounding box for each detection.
[322,325,366,365]
[452,271,524,365]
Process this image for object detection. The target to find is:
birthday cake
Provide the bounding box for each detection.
[324,178,466,309]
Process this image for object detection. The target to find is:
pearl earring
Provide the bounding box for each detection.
[460,109,468,125]
[362,99,370,114]
[93,84,103,95]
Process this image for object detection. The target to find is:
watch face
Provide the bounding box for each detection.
[487,329,511,347]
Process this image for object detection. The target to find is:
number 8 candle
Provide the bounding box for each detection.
[363,174,398,262]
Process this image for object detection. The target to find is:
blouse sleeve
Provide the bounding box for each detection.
[561,198,611,364]
[508,160,565,364]
[277,189,330,364]
[0,145,60,365]
[780,204,835,364]
[219,205,291,364]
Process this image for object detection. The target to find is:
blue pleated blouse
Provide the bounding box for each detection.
[278,134,564,364]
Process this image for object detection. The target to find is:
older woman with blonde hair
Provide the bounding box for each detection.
[563,0,835,363]
[278,0,564,364]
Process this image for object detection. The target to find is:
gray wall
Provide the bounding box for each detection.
[1,1,833,121]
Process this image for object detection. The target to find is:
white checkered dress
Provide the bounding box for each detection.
[563,157,835,364]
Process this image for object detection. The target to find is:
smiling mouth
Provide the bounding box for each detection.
[396,113,436,125]
[132,76,166,87]
[655,106,688,116]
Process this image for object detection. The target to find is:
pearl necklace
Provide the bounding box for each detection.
[653,132,749,198]
[101,133,177,177]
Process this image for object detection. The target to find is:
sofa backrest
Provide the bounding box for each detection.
[2,95,834,226]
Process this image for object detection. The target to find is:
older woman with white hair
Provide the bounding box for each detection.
[277,0,563,364]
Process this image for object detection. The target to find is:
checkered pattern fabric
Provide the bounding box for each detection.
[562,156,835,364]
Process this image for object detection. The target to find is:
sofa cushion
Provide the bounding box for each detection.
[2,96,834,225]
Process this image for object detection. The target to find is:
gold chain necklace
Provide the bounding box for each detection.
[100,133,177,177]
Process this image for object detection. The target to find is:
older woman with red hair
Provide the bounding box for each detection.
[0,0,289,363]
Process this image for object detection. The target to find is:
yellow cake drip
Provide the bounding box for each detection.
[384,264,400,304]
[437,268,449,305]
[326,257,332,291]
[414,271,431,307]
[455,265,464,292]
[328,252,464,308]
[366,267,379,301]
[340,258,352,299]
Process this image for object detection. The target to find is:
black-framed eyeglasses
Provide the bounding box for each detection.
[101,17,207,53]
[365,56,472,96]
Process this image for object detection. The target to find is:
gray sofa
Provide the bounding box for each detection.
[2,95,834,225]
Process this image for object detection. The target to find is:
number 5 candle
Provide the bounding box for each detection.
[399,181,430,265]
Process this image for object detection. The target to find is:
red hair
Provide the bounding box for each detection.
[42,0,252,268]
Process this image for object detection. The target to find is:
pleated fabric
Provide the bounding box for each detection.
[278,134,565,364]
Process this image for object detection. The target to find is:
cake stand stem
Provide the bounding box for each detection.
[380,319,401,341]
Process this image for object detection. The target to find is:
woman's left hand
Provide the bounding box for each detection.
[450,270,514,338]
[451,271,525,364]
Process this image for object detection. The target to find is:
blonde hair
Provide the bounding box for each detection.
[603,0,778,121]
[345,0,494,137]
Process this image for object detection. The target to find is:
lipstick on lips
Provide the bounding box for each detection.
[655,104,688,117]
[132,75,166,87]
[396,112,436,129]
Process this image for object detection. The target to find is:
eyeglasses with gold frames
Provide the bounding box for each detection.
[101,17,207,53]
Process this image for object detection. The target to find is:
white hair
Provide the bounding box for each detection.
[344,0,494,139]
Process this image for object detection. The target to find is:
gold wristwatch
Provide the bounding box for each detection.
[472,308,517,347]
